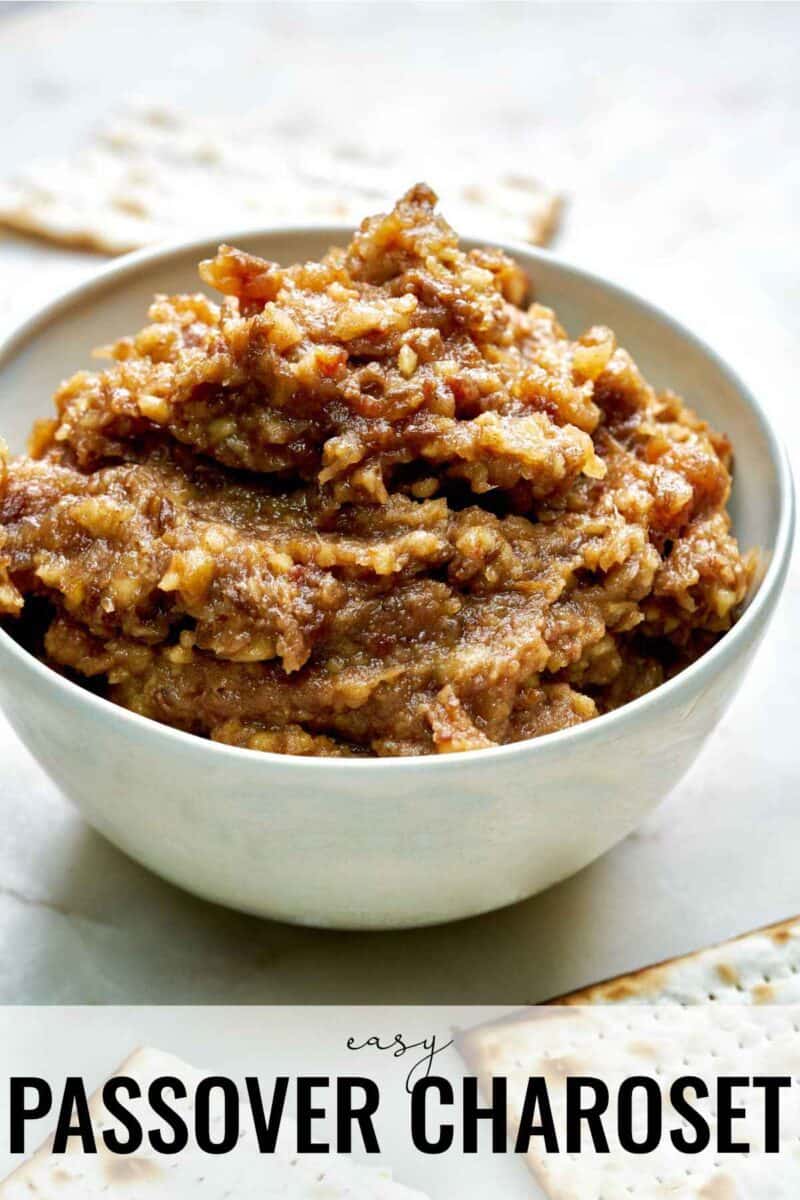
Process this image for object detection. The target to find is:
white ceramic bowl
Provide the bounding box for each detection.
[0,229,793,930]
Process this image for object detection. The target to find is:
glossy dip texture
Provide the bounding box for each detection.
[0,187,753,759]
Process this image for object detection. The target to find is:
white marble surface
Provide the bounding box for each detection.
[0,2,797,1003]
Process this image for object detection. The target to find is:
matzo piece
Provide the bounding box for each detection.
[461,917,800,1200]
[0,1047,428,1200]
[551,916,800,1006]
[0,106,562,255]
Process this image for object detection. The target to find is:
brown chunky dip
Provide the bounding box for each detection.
[0,185,754,757]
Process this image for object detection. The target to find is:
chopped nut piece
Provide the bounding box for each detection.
[137,393,171,423]
[398,344,418,378]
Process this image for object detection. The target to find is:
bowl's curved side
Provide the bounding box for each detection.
[0,561,778,928]
[1,473,788,930]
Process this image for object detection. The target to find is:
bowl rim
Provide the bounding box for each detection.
[0,223,794,773]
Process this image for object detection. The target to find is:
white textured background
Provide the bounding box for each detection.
[0,1,797,1003]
